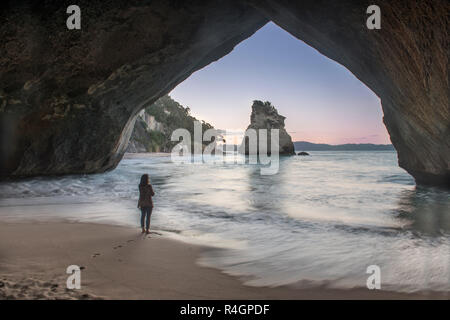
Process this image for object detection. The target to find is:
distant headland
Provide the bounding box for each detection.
[294,141,395,151]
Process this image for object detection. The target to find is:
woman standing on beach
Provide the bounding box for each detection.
[138,174,155,234]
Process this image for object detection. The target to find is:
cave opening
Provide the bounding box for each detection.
[130,22,391,158]
[1,1,447,187]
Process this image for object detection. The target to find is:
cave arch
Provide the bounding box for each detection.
[0,0,448,186]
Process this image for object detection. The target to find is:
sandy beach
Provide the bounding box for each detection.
[0,221,447,300]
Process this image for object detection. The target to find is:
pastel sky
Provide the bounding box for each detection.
[170,22,391,145]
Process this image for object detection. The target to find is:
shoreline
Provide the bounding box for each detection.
[0,220,448,300]
[123,152,171,158]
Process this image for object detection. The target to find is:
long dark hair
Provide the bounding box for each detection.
[139,174,149,188]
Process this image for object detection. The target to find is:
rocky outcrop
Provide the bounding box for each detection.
[126,117,165,153]
[239,101,295,155]
[247,0,449,186]
[0,1,448,186]
[127,95,214,153]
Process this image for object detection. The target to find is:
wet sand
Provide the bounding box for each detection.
[0,221,447,300]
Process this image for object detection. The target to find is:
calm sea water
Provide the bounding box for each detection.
[1,151,449,292]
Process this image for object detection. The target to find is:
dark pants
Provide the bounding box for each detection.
[140,206,152,230]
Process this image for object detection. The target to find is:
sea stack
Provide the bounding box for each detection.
[239,100,295,155]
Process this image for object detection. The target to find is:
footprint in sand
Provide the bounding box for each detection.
[92,253,100,258]
[113,245,122,250]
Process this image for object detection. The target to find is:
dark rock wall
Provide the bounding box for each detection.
[0,0,448,186]
[0,0,267,176]
[247,0,449,186]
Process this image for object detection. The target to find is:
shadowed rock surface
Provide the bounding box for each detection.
[239,100,295,155]
[0,0,448,186]
[0,0,267,177]
[248,0,449,186]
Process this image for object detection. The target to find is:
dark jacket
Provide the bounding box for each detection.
[138,184,155,208]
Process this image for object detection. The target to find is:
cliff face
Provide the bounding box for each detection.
[126,117,165,153]
[247,0,449,186]
[0,0,266,177]
[0,0,448,186]
[127,95,214,153]
[240,101,295,155]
